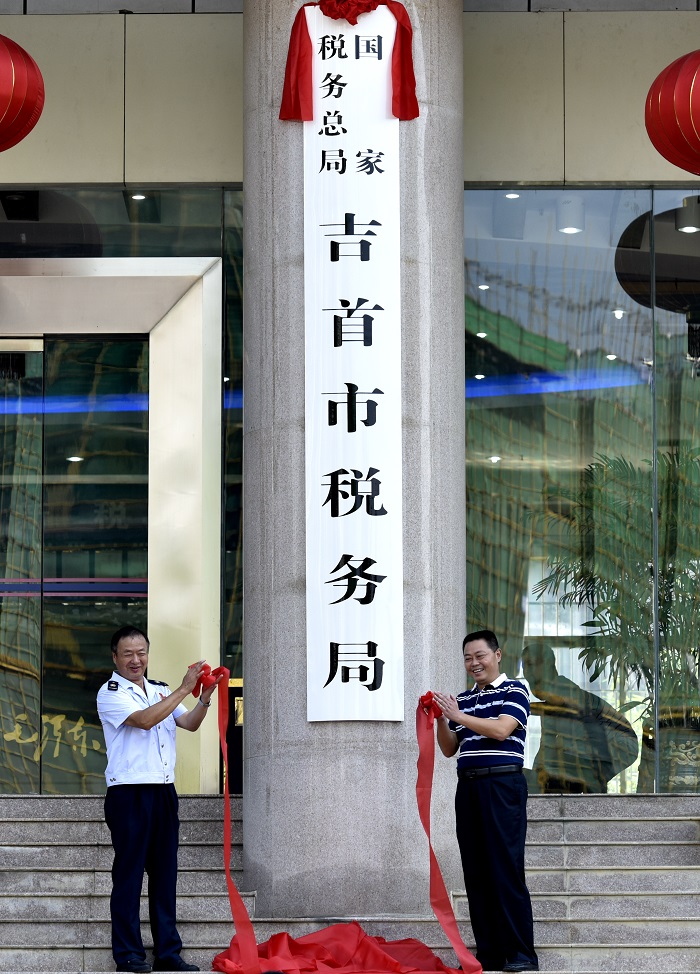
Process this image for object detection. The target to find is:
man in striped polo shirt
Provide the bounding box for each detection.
[433,630,538,974]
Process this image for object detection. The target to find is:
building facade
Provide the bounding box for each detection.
[1,0,700,918]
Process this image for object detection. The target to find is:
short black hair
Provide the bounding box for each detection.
[111,626,150,655]
[463,629,499,653]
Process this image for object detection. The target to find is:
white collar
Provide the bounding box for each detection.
[472,671,508,691]
[111,669,149,696]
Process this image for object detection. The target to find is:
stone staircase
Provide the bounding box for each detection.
[1,794,700,972]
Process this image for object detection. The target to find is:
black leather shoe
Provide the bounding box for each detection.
[502,962,539,972]
[116,963,152,973]
[152,960,200,972]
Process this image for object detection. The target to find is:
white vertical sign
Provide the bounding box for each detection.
[304,5,404,721]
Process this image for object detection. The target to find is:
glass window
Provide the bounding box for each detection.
[0,186,244,795]
[465,188,653,794]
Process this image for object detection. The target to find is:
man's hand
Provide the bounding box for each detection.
[181,660,207,695]
[432,691,461,723]
[199,669,225,705]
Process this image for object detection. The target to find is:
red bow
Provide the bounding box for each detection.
[191,662,228,697]
[279,1,419,122]
[319,0,381,23]
[419,690,443,719]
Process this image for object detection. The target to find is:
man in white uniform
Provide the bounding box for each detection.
[97,625,223,974]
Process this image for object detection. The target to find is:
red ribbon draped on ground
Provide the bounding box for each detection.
[206,678,480,974]
[416,696,481,974]
[191,665,260,974]
[279,1,419,121]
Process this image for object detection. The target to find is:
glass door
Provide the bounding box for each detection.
[0,341,43,793]
[0,337,148,794]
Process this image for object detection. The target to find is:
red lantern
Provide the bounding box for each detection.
[0,34,44,153]
[646,51,700,176]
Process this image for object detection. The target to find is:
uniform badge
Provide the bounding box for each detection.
[108,680,119,691]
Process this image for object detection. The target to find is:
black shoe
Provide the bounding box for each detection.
[152,960,200,972]
[116,964,152,973]
[502,963,539,973]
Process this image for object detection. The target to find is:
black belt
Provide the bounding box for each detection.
[458,764,522,780]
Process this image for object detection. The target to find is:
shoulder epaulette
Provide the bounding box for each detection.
[147,678,169,687]
[108,680,119,691]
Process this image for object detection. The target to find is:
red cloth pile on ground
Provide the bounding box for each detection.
[205,673,480,974]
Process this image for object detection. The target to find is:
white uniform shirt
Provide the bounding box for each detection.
[97,671,188,787]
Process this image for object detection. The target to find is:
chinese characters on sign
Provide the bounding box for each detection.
[303,5,403,720]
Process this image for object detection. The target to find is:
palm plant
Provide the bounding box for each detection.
[533,450,700,726]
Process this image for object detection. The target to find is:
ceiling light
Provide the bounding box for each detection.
[556,195,584,234]
[474,374,485,380]
[676,195,700,233]
[122,190,161,223]
[478,284,489,291]
[224,376,230,382]
[476,332,487,338]
[505,192,520,199]
[67,455,83,462]
[606,354,617,361]
[489,456,501,463]
[613,309,625,320]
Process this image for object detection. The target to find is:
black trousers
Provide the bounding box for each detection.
[455,771,537,970]
[105,783,183,966]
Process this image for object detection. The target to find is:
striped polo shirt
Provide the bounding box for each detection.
[448,672,530,770]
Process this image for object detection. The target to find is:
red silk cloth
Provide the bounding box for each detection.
[216,919,468,974]
[279,1,419,122]
[418,691,442,720]
[191,665,261,974]
[209,680,480,974]
[415,697,481,974]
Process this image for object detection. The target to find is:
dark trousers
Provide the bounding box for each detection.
[455,771,537,970]
[105,783,183,966]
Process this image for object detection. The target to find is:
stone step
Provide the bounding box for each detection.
[5,886,699,923]
[527,794,700,819]
[5,932,700,972]
[525,839,700,868]
[527,817,700,842]
[4,913,700,947]
[0,843,241,869]
[0,818,242,844]
[0,866,242,894]
[0,795,243,820]
[455,890,700,919]
[0,890,254,920]
[526,864,700,892]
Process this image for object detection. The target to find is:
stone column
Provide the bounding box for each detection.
[243,0,465,917]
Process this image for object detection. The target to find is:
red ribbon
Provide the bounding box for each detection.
[279,1,419,122]
[319,0,381,23]
[415,696,482,974]
[193,665,261,974]
[205,671,479,974]
[419,691,442,720]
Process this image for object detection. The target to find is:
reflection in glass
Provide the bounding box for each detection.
[0,351,43,793]
[465,189,653,793]
[640,190,700,792]
[223,192,243,683]
[522,643,638,793]
[40,339,149,794]
[0,186,244,794]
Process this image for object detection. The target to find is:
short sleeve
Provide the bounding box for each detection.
[501,683,530,728]
[97,685,141,731]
